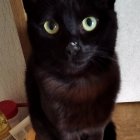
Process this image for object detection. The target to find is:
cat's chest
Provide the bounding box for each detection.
[37,71,114,130]
[51,99,108,131]
[40,74,109,103]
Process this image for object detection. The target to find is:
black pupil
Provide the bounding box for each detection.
[86,18,93,26]
[48,21,56,30]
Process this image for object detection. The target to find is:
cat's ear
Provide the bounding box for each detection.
[99,0,116,9]
[106,0,116,8]
[22,0,38,14]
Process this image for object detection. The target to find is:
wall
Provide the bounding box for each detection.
[116,0,140,102]
[0,0,26,103]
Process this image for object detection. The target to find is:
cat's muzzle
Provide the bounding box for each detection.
[66,41,81,57]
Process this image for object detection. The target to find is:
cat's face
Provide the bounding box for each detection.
[23,0,117,75]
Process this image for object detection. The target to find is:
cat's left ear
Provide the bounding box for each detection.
[100,0,116,9]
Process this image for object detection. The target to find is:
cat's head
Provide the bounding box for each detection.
[23,0,117,76]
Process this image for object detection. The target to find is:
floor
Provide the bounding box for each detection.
[113,103,140,140]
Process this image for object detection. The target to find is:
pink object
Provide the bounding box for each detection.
[0,100,18,119]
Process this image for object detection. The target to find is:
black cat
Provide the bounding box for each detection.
[23,0,120,140]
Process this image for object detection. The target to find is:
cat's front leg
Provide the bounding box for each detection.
[60,129,104,140]
[35,133,52,140]
[32,117,56,140]
[26,67,59,140]
[60,131,80,140]
[29,104,59,140]
[80,128,104,140]
[87,132,104,140]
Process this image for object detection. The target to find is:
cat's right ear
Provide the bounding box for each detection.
[22,0,37,15]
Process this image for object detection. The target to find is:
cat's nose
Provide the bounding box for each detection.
[66,42,81,56]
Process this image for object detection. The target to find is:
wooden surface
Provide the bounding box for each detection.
[113,103,140,140]
[0,0,26,102]
[10,0,31,61]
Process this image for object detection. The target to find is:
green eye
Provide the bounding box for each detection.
[44,20,59,34]
[82,16,97,32]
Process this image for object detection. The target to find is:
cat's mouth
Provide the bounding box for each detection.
[64,56,91,75]
[65,63,87,75]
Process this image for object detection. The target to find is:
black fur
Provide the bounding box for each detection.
[103,121,116,140]
[23,0,120,140]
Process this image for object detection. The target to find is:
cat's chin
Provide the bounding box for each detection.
[64,62,88,75]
